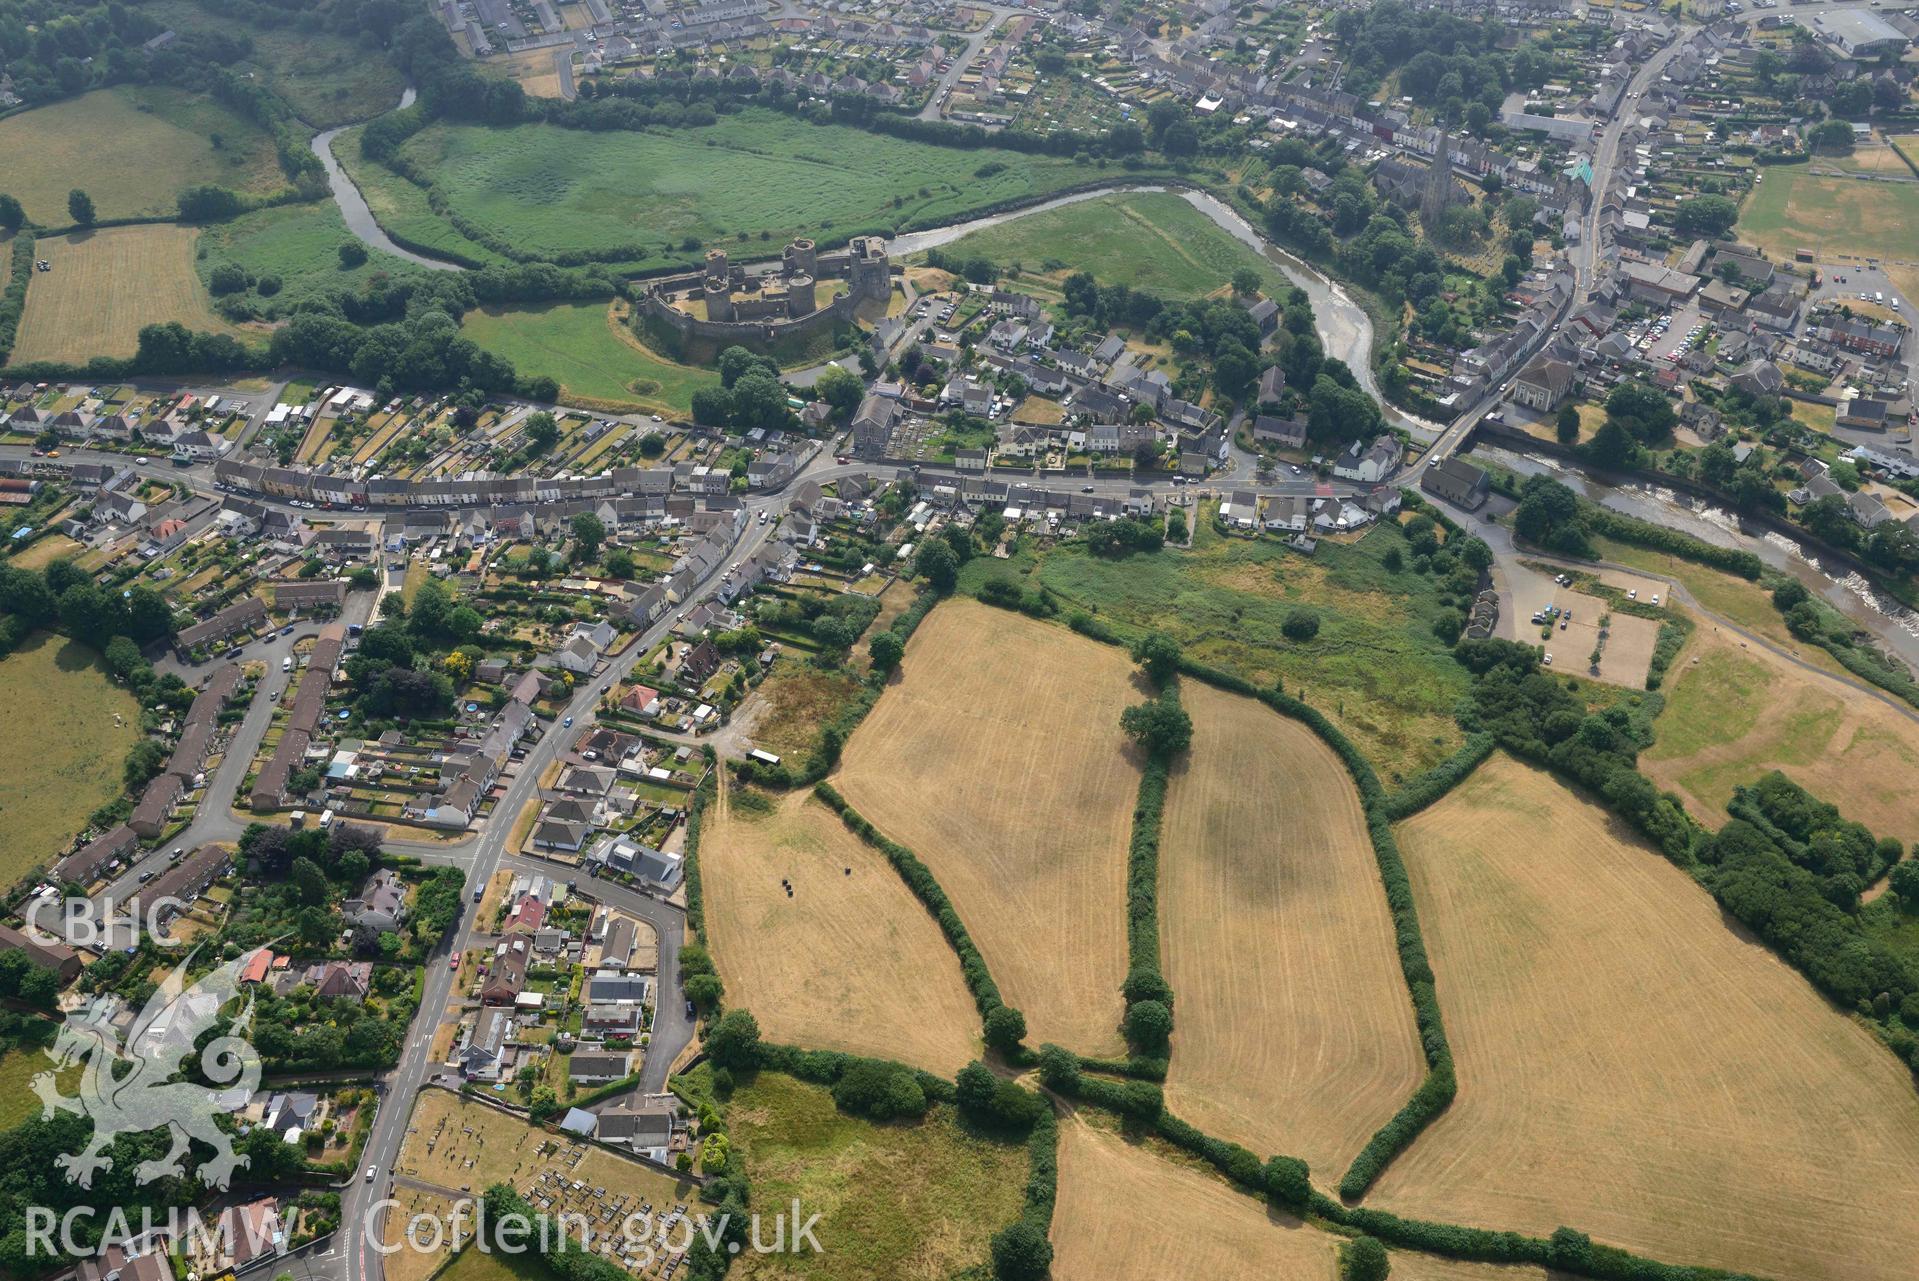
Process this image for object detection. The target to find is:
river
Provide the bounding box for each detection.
[311,88,464,273]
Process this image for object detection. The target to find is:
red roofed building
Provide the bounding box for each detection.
[504,895,546,933]
[238,949,277,985]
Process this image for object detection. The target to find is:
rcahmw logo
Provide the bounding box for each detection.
[28,946,266,1257]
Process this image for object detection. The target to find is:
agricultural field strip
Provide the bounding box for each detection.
[832,599,1136,1056]
[1373,753,1919,1281]
[1160,681,1427,1178]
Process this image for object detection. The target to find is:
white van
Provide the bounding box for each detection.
[281,656,294,673]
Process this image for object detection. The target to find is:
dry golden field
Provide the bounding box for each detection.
[1160,681,1425,1177]
[1389,1260,1549,1281]
[1050,1120,1340,1280]
[1644,621,1919,847]
[9,226,234,364]
[1374,753,1919,1281]
[700,785,982,1074]
[833,600,1140,1056]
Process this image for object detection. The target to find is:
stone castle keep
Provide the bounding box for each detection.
[641,235,894,346]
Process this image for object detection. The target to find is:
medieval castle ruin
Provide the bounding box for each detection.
[641,235,894,347]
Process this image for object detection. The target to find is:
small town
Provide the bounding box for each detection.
[4,0,1919,1280]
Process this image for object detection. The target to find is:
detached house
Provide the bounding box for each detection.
[1332,435,1403,484]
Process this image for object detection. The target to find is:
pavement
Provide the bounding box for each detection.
[915,3,1020,122]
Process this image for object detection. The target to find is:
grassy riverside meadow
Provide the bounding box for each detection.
[192,202,432,315]
[917,191,1295,297]
[0,632,141,885]
[333,124,516,267]
[387,110,1133,266]
[0,84,285,224]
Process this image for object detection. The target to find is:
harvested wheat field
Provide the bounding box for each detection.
[1051,1120,1339,1281]
[1160,681,1425,1177]
[1374,752,1919,1281]
[9,226,234,364]
[1389,1259,1548,1281]
[1644,620,1919,846]
[834,599,1139,1055]
[700,785,981,1074]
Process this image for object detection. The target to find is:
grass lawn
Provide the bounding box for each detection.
[959,518,1470,782]
[1737,164,1919,262]
[460,301,716,414]
[432,1247,556,1281]
[193,201,430,315]
[396,110,1133,266]
[923,191,1293,298]
[0,85,285,224]
[1789,398,1836,433]
[0,632,141,886]
[724,1070,1026,1281]
[0,1046,72,1129]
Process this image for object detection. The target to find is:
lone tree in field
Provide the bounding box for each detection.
[1231,267,1262,297]
[338,240,369,268]
[67,189,95,227]
[1282,607,1320,641]
[1120,697,1193,759]
[0,193,22,232]
[1130,631,1181,686]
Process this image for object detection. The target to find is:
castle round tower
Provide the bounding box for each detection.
[787,274,817,316]
[783,237,818,278]
[703,276,734,322]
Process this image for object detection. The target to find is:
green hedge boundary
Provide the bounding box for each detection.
[813,782,1014,1033]
[1040,1064,1765,1281]
[1382,733,1495,821]
[0,233,34,366]
[682,770,715,937]
[1116,679,1177,1071]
